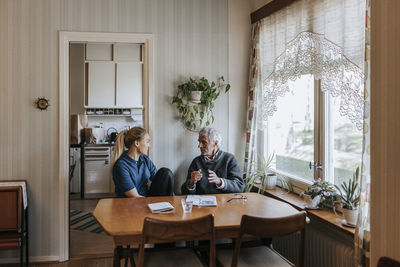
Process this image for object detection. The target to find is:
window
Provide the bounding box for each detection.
[264,75,362,190]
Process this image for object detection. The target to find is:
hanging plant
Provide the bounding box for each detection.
[172,76,230,132]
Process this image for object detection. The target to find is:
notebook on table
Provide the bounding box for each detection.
[148,202,175,213]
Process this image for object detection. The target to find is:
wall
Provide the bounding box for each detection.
[227,0,252,166]
[0,0,252,261]
[371,0,400,265]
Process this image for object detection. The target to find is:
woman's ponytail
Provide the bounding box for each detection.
[111,130,128,169]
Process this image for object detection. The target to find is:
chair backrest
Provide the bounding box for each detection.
[0,186,23,232]
[232,211,307,267]
[377,257,400,267]
[138,214,215,267]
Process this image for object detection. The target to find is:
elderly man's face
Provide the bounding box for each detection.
[198,135,218,156]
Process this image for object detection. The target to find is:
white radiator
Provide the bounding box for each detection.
[272,221,355,267]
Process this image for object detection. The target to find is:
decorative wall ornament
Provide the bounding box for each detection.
[259,31,364,130]
[35,97,50,111]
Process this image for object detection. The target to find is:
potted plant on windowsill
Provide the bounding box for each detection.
[301,179,337,209]
[245,152,292,194]
[334,167,360,227]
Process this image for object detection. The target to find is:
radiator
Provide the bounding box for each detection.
[272,221,355,267]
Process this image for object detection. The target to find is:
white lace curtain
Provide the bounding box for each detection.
[257,0,366,130]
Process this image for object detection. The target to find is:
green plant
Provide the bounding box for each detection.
[244,152,292,194]
[301,179,337,208]
[334,167,360,210]
[172,76,230,131]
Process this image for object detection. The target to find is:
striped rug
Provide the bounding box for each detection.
[70,210,104,234]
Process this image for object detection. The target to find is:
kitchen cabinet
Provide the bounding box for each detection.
[116,62,142,107]
[84,43,143,108]
[84,146,114,198]
[87,62,115,107]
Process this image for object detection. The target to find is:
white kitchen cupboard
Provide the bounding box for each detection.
[85,43,113,61]
[116,62,142,107]
[84,43,143,108]
[86,62,115,107]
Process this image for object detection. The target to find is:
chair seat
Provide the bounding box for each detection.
[134,248,204,267]
[217,246,294,267]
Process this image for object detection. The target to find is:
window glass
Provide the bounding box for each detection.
[327,95,363,185]
[267,75,315,182]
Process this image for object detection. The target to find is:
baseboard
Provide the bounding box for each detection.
[0,256,60,264]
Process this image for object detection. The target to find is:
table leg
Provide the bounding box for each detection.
[114,246,122,267]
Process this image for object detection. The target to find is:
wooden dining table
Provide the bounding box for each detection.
[93,192,303,247]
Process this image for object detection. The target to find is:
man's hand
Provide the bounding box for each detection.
[207,170,222,186]
[189,169,202,187]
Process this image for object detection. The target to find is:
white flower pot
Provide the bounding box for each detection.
[343,208,359,226]
[190,91,202,102]
[266,173,277,189]
[303,194,321,209]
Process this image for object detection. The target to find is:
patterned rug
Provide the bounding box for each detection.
[70,210,104,234]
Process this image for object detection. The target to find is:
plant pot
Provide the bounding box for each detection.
[190,91,202,103]
[342,208,359,226]
[266,173,277,189]
[303,194,321,209]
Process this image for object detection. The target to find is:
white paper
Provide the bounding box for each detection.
[186,195,217,207]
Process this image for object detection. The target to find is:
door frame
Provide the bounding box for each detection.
[58,31,154,261]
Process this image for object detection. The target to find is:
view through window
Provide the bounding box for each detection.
[265,75,362,186]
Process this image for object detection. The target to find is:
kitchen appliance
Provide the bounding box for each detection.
[84,146,114,197]
[107,127,118,143]
[69,147,81,193]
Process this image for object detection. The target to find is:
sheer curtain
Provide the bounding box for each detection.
[356,1,371,266]
[257,0,365,130]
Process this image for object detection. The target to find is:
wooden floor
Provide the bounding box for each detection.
[69,199,115,259]
[1,257,114,266]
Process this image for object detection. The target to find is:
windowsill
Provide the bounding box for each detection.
[262,187,355,237]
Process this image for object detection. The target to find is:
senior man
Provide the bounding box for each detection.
[181,127,245,194]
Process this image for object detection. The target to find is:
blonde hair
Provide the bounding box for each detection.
[111,127,148,169]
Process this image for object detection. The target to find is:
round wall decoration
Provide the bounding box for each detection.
[36,97,50,110]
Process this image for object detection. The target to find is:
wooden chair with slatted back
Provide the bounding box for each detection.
[377,257,400,267]
[137,214,215,267]
[0,184,28,267]
[217,211,306,267]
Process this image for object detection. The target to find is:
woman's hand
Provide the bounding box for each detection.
[124,188,143,198]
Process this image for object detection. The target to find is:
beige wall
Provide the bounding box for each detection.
[0,0,252,261]
[227,0,252,165]
[371,0,400,265]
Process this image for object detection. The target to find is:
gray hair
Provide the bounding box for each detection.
[199,127,222,146]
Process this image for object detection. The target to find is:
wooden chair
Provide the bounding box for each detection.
[137,214,216,267]
[377,257,400,267]
[217,211,306,267]
[0,183,29,267]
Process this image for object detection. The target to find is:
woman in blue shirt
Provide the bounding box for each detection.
[111,127,174,198]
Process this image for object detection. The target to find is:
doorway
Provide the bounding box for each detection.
[59,31,154,261]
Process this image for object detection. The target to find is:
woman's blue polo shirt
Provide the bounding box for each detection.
[112,152,157,197]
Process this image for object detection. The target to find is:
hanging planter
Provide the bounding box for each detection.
[172,76,230,132]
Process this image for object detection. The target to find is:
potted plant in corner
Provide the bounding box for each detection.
[335,167,360,227]
[301,179,337,209]
[245,152,291,194]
